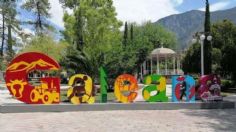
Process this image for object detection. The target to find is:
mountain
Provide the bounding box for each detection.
[155,7,236,50]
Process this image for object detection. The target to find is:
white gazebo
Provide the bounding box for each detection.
[140,47,182,78]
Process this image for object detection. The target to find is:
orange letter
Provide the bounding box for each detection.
[114,74,138,103]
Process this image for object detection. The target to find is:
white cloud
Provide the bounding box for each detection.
[113,0,179,24]
[47,0,181,28]
[21,28,34,35]
[48,0,64,28]
[198,1,231,12]
[171,0,184,6]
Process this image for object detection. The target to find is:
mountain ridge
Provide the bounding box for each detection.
[155,7,236,50]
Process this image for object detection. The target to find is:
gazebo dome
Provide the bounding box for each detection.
[140,46,182,77]
[151,47,176,55]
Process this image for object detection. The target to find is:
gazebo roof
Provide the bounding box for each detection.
[151,47,176,55]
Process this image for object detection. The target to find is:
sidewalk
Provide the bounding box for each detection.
[224,94,236,103]
[1,109,236,132]
[1,86,236,131]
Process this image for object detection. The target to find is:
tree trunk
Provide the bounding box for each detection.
[36,1,42,32]
[123,22,128,47]
[7,24,14,61]
[1,13,5,57]
[75,9,84,50]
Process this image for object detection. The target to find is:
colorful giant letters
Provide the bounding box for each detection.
[172,75,195,102]
[5,52,60,104]
[114,74,138,103]
[197,74,222,101]
[4,52,223,105]
[67,74,95,104]
[142,74,168,102]
[99,67,108,103]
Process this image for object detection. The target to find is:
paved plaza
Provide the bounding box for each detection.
[1,84,236,132]
[1,109,236,132]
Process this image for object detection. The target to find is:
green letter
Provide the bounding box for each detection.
[99,67,108,103]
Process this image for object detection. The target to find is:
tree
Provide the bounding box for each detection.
[130,24,134,41]
[124,22,177,79]
[61,0,122,79]
[22,0,51,33]
[211,48,221,72]
[6,2,19,61]
[211,20,236,82]
[60,1,177,81]
[204,0,212,74]
[59,0,79,10]
[140,22,177,49]
[21,35,68,62]
[0,2,5,57]
[123,21,128,47]
[74,8,84,50]
[0,0,20,64]
[183,20,236,83]
[182,42,201,74]
[6,24,14,61]
[62,12,76,45]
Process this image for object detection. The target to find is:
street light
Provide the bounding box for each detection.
[200,34,205,76]
[192,33,212,76]
[207,35,212,41]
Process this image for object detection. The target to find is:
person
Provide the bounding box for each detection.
[209,76,221,96]
[180,80,187,100]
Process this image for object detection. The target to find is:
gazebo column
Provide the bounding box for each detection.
[143,61,146,75]
[165,55,167,75]
[140,64,143,81]
[151,57,153,74]
[157,55,159,74]
[177,56,180,75]
[173,56,176,75]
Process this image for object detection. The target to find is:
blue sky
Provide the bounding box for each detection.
[176,0,236,12]
[16,0,236,31]
[113,0,236,25]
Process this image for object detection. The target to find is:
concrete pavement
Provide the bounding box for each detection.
[1,109,236,132]
[1,84,236,132]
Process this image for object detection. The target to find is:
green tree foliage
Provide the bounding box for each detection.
[183,20,236,83]
[0,1,7,57]
[0,0,20,69]
[61,1,177,81]
[211,48,221,72]
[183,0,212,75]
[22,0,51,33]
[6,24,14,61]
[123,21,128,46]
[62,12,76,45]
[74,8,84,49]
[211,20,236,82]
[130,24,134,41]
[61,0,122,78]
[140,22,177,49]
[119,22,177,78]
[182,42,201,74]
[59,0,79,10]
[204,0,212,74]
[21,35,68,62]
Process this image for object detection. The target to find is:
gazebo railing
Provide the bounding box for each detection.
[143,69,183,76]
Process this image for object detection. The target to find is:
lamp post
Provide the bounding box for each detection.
[200,34,205,76]
[192,33,212,76]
